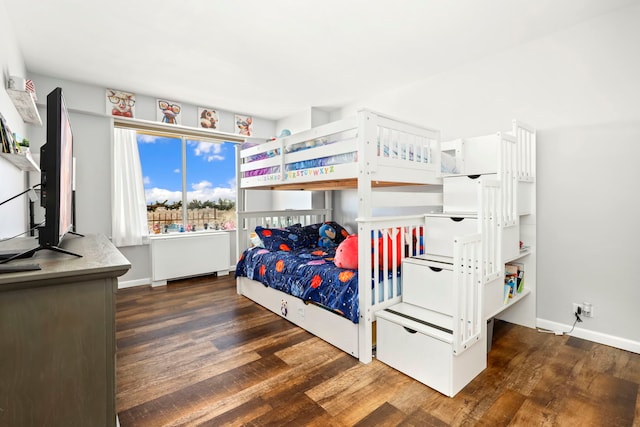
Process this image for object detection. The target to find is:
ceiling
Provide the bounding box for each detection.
[3,0,637,120]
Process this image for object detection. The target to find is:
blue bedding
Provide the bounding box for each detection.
[235,246,361,323]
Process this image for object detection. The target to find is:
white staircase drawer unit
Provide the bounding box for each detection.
[402,258,453,315]
[425,215,477,258]
[443,174,496,213]
[376,303,486,397]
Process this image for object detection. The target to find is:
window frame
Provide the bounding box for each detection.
[113,117,245,232]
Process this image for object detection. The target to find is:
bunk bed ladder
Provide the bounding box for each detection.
[452,234,483,355]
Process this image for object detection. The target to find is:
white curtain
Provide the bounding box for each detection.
[112,128,148,246]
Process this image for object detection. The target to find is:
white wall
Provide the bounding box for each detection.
[0,0,29,239]
[276,107,331,135]
[270,107,335,212]
[337,5,640,348]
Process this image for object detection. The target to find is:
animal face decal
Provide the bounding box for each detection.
[199,108,218,129]
[107,89,135,118]
[235,115,253,136]
[157,100,182,125]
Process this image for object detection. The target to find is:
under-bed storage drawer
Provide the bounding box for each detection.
[443,174,496,213]
[376,304,453,396]
[402,258,453,316]
[425,215,477,259]
[376,303,486,397]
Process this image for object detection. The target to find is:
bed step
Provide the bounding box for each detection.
[377,303,453,343]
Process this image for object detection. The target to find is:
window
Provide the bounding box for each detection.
[137,132,238,233]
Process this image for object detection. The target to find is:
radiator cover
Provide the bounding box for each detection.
[150,232,230,285]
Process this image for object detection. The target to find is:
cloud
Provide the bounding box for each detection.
[188,180,235,202]
[173,168,180,174]
[145,188,183,204]
[137,134,159,143]
[190,141,226,162]
[192,180,213,191]
[143,176,151,185]
[145,180,236,205]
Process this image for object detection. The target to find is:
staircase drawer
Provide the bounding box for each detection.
[425,215,477,258]
[402,258,453,315]
[443,174,496,213]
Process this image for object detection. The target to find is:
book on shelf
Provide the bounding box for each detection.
[0,114,18,154]
[505,262,525,295]
[503,284,511,305]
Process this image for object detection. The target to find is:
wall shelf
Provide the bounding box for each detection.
[486,288,532,320]
[6,89,42,125]
[0,151,40,171]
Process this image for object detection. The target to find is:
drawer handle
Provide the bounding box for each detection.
[428,266,443,272]
[450,217,464,222]
[467,175,481,180]
[403,327,418,334]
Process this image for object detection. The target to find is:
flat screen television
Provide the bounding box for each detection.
[0,87,81,264]
[37,87,82,257]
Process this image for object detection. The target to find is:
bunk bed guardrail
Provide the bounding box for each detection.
[355,213,428,362]
[236,208,332,259]
[361,111,441,174]
[512,120,536,182]
[479,179,502,283]
[239,109,441,188]
[497,132,518,228]
[452,233,483,355]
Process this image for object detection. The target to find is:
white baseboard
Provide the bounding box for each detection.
[118,277,152,289]
[118,269,234,290]
[536,318,640,354]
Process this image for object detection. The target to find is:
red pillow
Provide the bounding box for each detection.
[334,234,358,269]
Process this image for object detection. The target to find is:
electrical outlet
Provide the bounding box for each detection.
[573,303,583,316]
[573,302,594,318]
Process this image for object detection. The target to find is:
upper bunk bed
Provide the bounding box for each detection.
[238,109,442,192]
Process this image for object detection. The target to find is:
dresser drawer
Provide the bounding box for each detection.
[402,258,453,315]
[425,215,477,258]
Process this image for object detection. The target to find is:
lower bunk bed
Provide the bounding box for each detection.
[235,210,428,363]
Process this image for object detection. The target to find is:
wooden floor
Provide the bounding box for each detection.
[116,274,640,427]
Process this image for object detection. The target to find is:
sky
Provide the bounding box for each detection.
[136,134,237,205]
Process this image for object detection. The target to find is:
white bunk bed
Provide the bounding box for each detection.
[234,110,536,398]
[236,110,451,364]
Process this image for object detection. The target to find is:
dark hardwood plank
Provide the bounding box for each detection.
[116,274,640,426]
[353,402,406,427]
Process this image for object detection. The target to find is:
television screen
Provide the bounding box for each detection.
[39,87,75,248]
